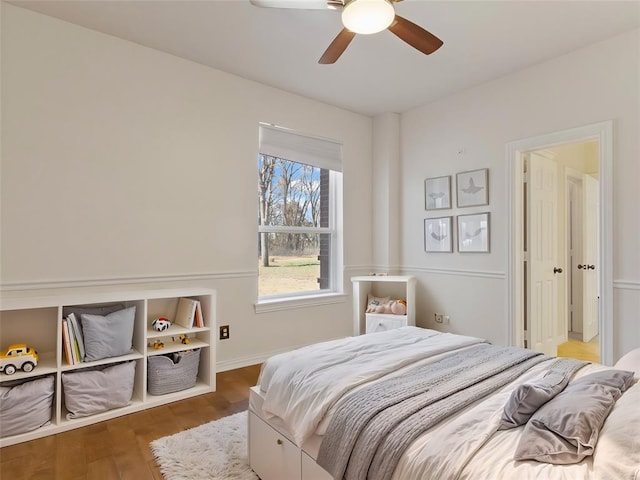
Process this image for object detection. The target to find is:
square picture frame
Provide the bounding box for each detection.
[456,168,488,207]
[424,175,451,210]
[457,212,490,253]
[424,216,453,253]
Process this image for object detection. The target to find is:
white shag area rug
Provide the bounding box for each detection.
[150,410,259,480]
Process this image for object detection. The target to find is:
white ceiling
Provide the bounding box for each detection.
[9,0,640,116]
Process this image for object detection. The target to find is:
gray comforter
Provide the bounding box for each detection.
[317,343,582,480]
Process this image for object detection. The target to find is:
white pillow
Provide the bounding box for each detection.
[614,348,640,374]
[0,375,54,437]
[62,361,136,419]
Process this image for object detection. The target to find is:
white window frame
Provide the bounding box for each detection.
[255,128,344,312]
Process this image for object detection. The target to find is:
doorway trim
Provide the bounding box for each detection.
[506,120,613,365]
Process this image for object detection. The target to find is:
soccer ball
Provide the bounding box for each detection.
[152,317,171,332]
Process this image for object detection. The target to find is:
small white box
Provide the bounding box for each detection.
[365,313,408,334]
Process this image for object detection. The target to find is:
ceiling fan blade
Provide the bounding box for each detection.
[319,28,356,64]
[250,0,334,9]
[387,14,443,55]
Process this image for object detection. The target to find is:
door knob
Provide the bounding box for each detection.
[587,264,595,270]
[553,267,563,274]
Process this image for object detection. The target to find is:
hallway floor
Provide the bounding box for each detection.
[557,334,599,363]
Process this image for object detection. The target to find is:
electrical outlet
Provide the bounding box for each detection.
[434,314,444,324]
[443,315,450,325]
[219,325,230,340]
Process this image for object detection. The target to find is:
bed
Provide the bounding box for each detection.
[248,327,640,480]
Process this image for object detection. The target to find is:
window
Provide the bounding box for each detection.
[257,124,343,301]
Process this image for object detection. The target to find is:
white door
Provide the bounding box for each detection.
[568,177,584,333]
[582,174,599,342]
[528,152,563,355]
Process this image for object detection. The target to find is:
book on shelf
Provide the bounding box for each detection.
[72,334,81,364]
[174,297,198,329]
[66,317,80,364]
[62,319,74,365]
[66,313,85,361]
[194,301,204,328]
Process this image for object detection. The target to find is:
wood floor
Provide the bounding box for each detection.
[557,336,600,363]
[0,364,261,480]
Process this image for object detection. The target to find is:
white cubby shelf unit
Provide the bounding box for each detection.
[0,287,215,447]
[351,275,416,335]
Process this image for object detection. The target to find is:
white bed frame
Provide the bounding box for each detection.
[248,386,332,480]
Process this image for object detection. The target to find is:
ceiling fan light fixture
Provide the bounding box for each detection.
[341,0,395,35]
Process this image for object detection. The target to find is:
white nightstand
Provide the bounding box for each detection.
[351,275,416,335]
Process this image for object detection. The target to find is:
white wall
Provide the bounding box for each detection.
[3,4,639,369]
[400,28,640,361]
[1,4,374,369]
[372,113,401,270]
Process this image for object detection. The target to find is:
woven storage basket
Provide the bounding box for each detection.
[147,348,200,395]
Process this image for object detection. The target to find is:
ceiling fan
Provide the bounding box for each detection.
[249,0,443,64]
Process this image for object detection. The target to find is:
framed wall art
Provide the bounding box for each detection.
[424,216,453,253]
[424,175,451,210]
[456,168,488,207]
[457,212,490,253]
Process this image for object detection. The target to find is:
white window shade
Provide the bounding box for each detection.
[259,124,342,172]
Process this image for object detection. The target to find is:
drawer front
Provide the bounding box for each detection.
[249,411,301,480]
[365,314,407,333]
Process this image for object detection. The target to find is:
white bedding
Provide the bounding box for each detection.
[259,327,485,445]
[256,327,640,480]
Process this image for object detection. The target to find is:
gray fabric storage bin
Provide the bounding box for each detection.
[62,361,136,419]
[0,375,55,437]
[147,348,200,395]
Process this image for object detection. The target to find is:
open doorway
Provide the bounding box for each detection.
[506,121,614,366]
[526,142,600,362]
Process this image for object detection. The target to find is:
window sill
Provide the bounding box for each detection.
[254,292,347,314]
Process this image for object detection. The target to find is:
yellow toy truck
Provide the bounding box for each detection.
[0,344,39,375]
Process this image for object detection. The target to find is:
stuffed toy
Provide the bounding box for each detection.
[152,317,171,332]
[374,303,392,314]
[391,299,407,315]
[366,295,390,313]
[373,299,407,315]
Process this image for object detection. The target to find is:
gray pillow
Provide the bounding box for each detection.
[63,303,125,319]
[0,375,54,437]
[80,306,135,361]
[499,371,567,429]
[62,361,135,419]
[514,369,634,464]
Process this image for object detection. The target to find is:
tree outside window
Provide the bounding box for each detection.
[258,154,333,297]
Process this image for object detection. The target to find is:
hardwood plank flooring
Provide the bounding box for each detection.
[0,364,261,480]
[557,336,600,363]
